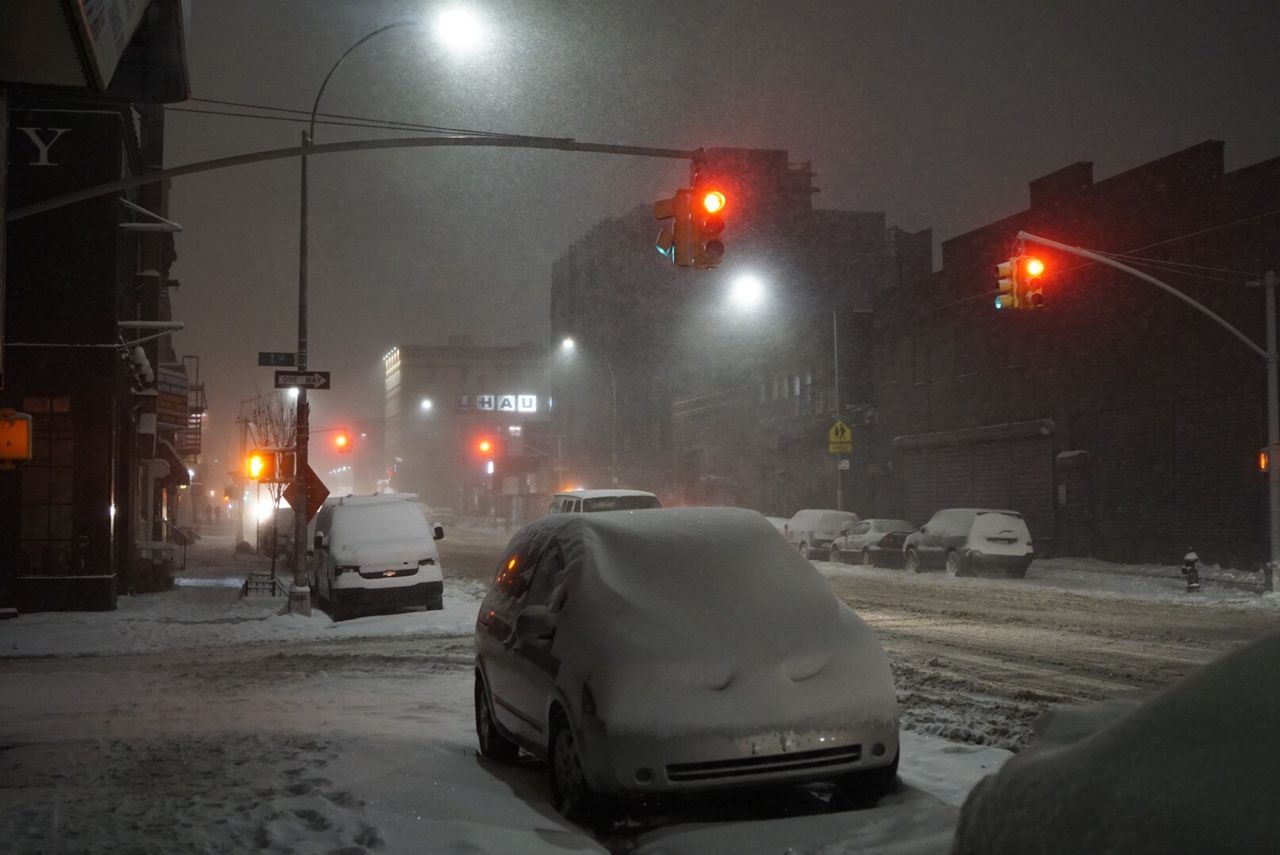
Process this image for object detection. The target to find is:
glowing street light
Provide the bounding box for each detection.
[560,336,576,354]
[729,275,765,310]
[434,8,485,52]
[420,398,434,412]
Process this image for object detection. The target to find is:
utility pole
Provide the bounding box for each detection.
[291,128,311,615]
[1264,270,1279,591]
[833,309,842,512]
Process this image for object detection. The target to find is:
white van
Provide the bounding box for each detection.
[785,509,860,559]
[309,493,445,620]
[548,489,661,514]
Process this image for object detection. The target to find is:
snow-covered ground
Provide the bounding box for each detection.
[3,532,1274,853]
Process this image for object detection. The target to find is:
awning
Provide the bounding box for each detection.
[158,439,190,487]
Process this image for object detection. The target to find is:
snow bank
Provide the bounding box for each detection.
[951,631,1280,854]
[545,508,897,738]
[0,576,488,658]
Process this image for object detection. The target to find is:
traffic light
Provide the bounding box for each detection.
[334,432,353,454]
[246,449,276,482]
[1260,448,1271,473]
[690,186,727,268]
[654,189,692,265]
[995,258,1020,310]
[1023,256,1046,308]
[474,435,500,458]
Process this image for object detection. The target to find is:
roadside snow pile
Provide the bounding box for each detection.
[0,576,488,658]
[951,631,1280,854]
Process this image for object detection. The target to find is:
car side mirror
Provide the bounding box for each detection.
[314,532,327,549]
[919,526,926,533]
[514,605,558,644]
[433,524,444,541]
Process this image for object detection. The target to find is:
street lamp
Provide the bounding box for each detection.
[728,275,766,311]
[558,335,618,485]
[291,13,487,614]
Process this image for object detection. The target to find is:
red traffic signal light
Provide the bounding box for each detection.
[478,438,494,455]
[691,186,726,268]
[1023,256,1046,308]
[334,432,353,453]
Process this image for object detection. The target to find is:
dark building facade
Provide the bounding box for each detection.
[870,142,1280,566]
[1,3,192,612]
[383,338,554,524]
[551,148,921,514]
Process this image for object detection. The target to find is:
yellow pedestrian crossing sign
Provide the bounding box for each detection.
[828,420,852,454]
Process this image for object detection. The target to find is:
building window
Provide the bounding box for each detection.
[19,397,75,575]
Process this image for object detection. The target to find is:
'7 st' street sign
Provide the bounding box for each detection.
[275,370,331,390]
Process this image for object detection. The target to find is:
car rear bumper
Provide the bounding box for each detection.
[961,551,1032,577]
[577,718,899,796]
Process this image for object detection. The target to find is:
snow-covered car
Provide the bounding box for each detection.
[473,507,900,821]
[309,494,445,620]
[952,632,1280,854]
[547,489,661,513]
[829,519,916,566]
[784,508,860,559]
[902,508,1034,577]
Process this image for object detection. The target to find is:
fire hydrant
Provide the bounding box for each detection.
[1182,549,1201,593]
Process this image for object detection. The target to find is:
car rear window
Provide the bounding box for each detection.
[971,511,1030,544]
[582,495,660,512]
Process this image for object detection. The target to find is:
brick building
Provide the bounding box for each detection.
[869,142,1280,565]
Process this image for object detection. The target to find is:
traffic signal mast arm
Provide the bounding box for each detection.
[1015,231,1265,358]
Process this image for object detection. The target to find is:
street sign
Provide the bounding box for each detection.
[258,351,296,367]
[284,464,330,523]
[828,420,852,454]
[274,370,330,390]
[838,458,850,470]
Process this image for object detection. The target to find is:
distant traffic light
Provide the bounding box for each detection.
[994,255,1048,310]
[995,258,1019,310]
[1260,448,1271,473]
[653,188,692,266]
[334,432,353,454]
[475,436,499,457]
[246,449,276,482]
[1023,256,1046,308]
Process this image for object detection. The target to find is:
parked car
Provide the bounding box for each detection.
[547,489,661,513]
[829,519,916,567]
[428,506,457,526]
[309,493,445,620]
[473,507,900,821]
[902,508,1034,577]
[784,509,860,559]
[764,515,789,534]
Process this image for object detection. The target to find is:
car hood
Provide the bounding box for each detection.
[332,537,436,568]
[544,508,898,738]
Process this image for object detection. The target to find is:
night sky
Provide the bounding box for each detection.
[165,0,1280,470]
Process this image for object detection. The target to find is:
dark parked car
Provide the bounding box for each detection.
[473,508,900,821]
[829,519,916,567]
[902,508,1034,577]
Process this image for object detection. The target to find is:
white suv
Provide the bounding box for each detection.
[310,494,445,620]
[548,489,661,514]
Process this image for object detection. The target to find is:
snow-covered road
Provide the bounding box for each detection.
[3,527,1278,852]
[820,557,1280,749]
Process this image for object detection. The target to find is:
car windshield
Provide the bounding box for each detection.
[581,495,660,512]
[331,502,428,543]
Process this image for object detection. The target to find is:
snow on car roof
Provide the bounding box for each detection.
[553,488,657,499]
[519,507,896,739]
